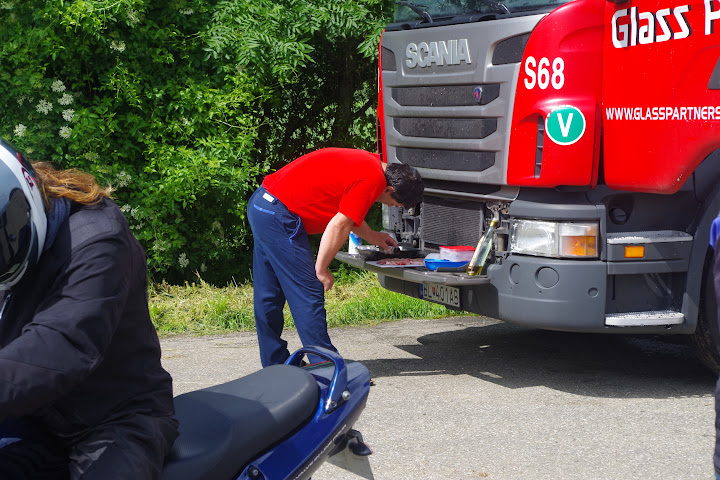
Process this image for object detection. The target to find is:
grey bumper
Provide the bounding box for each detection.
[337,251,607,330]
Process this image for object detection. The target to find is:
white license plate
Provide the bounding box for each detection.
[420,283,460,308]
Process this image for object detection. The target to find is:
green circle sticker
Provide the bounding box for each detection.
[546,106,586,146]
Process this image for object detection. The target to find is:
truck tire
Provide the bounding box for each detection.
[688,252,720,374]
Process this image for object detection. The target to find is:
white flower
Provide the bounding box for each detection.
[126,8,140,26]
[152,240,168,252]
[200,263,207,273]
[110,40,126,53]
[58,93,74,106]
[178,253,189,269]
[84,151,99,162]
[13,124,26,137]
[59,126,72,139]
[116,170,132,188]
[51,80,66,93]
[179,8,194,15]
[62,109,75,122]
[120,204,132,213]
[36,99,53,115]
[16,95,27,106]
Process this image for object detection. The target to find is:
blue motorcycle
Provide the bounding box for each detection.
[160,347,371,480]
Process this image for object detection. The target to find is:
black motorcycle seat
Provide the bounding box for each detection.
[160,364,320,480]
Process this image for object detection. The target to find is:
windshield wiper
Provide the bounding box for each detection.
[486,0,511,14]
[396,1,434,23]
[397,0,510,21]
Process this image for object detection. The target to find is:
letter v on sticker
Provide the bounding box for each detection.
[546,106,586,146]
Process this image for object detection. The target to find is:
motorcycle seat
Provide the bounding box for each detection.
[160,364,320,480]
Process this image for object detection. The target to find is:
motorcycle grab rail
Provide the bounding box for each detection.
[285,346,348,413]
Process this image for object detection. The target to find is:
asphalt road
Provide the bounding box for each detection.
[160,316,717,480]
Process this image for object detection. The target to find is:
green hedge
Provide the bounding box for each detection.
[0,0,390,284]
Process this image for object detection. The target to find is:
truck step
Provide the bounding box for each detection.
[605,310,684,327]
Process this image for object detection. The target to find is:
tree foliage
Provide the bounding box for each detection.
[0,0,391,283]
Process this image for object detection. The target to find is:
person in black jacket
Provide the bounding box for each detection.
[0,139,178,479]
[712,216,720,480]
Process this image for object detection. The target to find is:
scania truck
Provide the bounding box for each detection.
[336,0,720,371]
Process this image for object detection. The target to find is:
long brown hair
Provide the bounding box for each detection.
[32,162,113,207]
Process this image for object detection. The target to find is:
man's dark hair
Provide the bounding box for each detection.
[385,163,424,207]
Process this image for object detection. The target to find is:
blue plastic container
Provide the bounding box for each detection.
[423,258,468,271]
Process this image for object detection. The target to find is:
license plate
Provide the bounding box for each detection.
[420,283,460,308]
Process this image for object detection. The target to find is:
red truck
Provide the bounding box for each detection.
[336,0,720,371]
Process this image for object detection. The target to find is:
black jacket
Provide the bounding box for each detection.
[715,235,720,474]
[0,198,175,437]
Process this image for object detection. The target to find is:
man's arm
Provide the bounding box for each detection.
[316,212,356,291]
[316,215,399,292]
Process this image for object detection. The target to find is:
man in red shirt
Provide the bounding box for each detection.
[247,148,424,366]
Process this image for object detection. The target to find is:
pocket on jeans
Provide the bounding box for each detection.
[253,207,297,244]
[283,212,303,239]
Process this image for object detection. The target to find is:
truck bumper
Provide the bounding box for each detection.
[374,254,608,332]
[337,251,688,334]
[486,255,607,331]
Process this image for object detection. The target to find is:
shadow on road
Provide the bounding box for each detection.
[359,319,716,399]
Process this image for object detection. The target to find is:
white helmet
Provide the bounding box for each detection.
[0,139,46,289]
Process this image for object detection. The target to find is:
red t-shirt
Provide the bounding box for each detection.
[262,148,386,235]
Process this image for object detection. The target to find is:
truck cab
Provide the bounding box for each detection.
[336,0,720,370]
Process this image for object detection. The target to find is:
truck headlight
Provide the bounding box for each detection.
[510,219,599,258]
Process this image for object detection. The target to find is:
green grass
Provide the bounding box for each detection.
[149,270,459,336]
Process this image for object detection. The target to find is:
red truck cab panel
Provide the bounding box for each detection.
[508,0,604,188]
[603,0,720,193]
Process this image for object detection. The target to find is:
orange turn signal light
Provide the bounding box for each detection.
[624,245,645,258]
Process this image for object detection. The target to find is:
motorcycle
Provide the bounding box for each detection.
[160,346,372,480]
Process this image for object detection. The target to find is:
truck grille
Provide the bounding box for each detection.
[380,14,542,248]
[391,84,499,107]
[397,147,495,171]
[389,83,499,172]
[381,14,542,187]
[394,117,497,140]
[388,83,500,173]
[422,196,482,247]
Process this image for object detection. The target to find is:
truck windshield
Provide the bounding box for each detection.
[394,0,568,21]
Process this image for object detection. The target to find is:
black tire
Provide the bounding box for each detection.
[688,250,720,374]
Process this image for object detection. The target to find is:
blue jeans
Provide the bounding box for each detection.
[247,187,336,367]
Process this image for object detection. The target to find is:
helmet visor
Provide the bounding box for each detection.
[0,189,32,285]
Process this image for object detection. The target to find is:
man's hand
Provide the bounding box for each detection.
[352,222,398,253]
[371,231,398,253]
[316,267,334,291]
[361,229,398,253]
